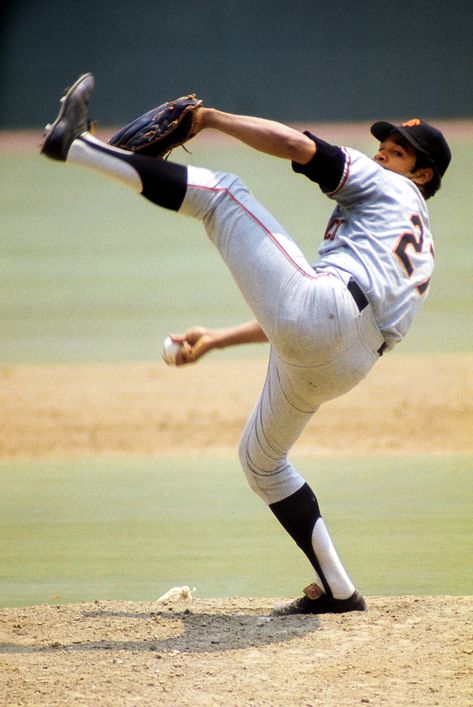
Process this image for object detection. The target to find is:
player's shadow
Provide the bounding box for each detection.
[0,607,320,655]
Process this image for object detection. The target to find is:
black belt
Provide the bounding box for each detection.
[347,278,387,356]
[347,278,369,312]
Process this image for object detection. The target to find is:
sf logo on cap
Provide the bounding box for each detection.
[402,119,421,127]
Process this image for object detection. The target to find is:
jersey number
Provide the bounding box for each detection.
[324,218,345,241]
[394,214,432,295]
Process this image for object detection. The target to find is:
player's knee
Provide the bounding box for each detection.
[238,420,308,505]
[238,434,268,500]
[238,431,292,504]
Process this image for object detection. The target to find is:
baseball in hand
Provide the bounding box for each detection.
[162,336,183,365]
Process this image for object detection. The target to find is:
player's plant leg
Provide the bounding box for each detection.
[269,483,354,600]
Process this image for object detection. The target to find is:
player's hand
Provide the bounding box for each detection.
[168,319,267,366]
[168,327,217,366]
[190,106,206,135]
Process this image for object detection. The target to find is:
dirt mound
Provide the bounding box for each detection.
[1,596,471,706]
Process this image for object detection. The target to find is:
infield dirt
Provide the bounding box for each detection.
[1,595,471,706]
[1,354,472,706]
[1,353,473,460]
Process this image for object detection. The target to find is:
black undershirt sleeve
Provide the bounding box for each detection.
[292,131,346,194]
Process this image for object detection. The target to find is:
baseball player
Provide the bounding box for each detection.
[41,74,451,615]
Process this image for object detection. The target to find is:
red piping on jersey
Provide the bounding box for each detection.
[187,183,326,280]
[328,147,351,197]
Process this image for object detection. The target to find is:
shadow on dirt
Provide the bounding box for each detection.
[0,607,320,655]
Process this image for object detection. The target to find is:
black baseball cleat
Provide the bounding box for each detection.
[41,73,95,161]
[271,590,367,616]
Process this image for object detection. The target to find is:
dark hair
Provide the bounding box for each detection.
[392,132,441,199]
[413,153,441,199]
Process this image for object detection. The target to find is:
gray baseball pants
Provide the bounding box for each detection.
[181,166,384,505]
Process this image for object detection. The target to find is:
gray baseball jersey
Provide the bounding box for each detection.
[308,147,434,350]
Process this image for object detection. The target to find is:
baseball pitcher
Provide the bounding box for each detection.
[41,74,451,615]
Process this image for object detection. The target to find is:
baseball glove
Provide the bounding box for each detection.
[108,94,203,158]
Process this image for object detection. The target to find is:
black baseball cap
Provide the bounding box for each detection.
[370,118,451,177]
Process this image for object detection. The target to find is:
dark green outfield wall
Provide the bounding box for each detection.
[1,0,472,128]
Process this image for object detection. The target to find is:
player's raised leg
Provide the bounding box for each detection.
[40,73,320,349]
[41,73,189,211]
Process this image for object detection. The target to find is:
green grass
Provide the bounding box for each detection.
[0,455,471,607]
[1,136,472,363]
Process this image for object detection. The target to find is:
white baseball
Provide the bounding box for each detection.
[162,336,182,365]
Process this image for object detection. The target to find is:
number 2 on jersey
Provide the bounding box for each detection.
[394,213,432,294]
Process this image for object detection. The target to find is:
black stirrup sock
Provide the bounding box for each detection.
[79,136,188,211]
[269,483,332,597]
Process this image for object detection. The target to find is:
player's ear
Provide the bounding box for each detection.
[411,166,434,186]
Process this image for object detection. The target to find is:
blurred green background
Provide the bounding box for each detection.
[0,135,472,607]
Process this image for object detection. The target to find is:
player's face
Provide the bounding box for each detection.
[373,136,417,178]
